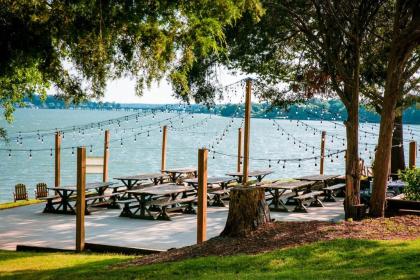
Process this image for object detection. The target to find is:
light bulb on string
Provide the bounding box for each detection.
[50,149,53,157]
[29,150,32,159]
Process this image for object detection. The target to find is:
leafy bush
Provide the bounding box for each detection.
[399,168,420,201]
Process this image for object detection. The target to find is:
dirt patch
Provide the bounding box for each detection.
[124,215,420,267]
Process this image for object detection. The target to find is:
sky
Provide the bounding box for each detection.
[46,61,255,104]
[102,69,249,104]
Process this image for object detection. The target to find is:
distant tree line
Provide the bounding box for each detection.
[21,95,419,124]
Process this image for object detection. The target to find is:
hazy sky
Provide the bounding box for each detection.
[103,78,177,104]
[102,69,248,104]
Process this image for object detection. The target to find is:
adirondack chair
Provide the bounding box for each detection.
[35,183,48,199]
[13,184,28,202]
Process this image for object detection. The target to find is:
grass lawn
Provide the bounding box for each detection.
[0,200,41,210]
[0,239,419,280]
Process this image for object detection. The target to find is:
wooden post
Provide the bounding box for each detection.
[55,132,61,188]
[103,130,110,182]
[237,128,242,172]
[161,125,167,172]
[197,148,208,244]
[242,79,252,184]
[320,131,326,175]
[76,147,86,252]
[409,141,417,168]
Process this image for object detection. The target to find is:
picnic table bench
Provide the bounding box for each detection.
[294,174,340,188]
[43,181,117,215]
[162,167,198,183]
[258,180,316,212]
[121,183,195,220]
[114,173,168,189]
[226,170,273,183]
[323,183,346,202]
[184,176,236,207]
[293,191,324,213]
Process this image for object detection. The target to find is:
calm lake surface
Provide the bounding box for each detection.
[0,108,418,203]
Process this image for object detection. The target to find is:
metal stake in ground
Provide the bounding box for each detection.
[76,147,86,252]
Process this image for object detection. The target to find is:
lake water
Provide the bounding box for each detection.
[0,108,418,203]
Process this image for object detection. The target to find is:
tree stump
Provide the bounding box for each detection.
[221,186,271,237]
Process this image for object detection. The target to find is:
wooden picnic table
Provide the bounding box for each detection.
[184,176,236,206]
[184,176,236,188]
[295,174,339,188]
[44,181,116,215]
[258,180,316,212]
[122,183,195,220]
[226,170,273,182]
[162,167,198,182]
[114,173,169,190]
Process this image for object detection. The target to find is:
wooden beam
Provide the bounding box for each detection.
[197,148,208,244]
[55,132,61,188]
[320,131,326,175]
[242,79,252,184]
[103,130,110,182]
[409,141,417,168]
[237,128,242,172]
[76,147,86,252]
[161,125,167,172]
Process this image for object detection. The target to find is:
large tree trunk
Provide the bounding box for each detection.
[221,187,270,237]
[344,97,361,219]
[390,114,405,176]
[370,0,420,217]
[370,56,402,217]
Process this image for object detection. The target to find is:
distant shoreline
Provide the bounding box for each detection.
[8,106,420,125]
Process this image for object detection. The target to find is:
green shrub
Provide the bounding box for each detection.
[399,168,420,201]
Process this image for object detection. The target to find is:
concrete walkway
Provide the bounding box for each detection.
[0,200,344,251]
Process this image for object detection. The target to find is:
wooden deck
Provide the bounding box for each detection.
[0,200,345,251]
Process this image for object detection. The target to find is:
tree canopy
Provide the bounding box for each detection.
[0,0,263,121]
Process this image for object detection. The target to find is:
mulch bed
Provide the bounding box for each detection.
[124,215,420,267]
